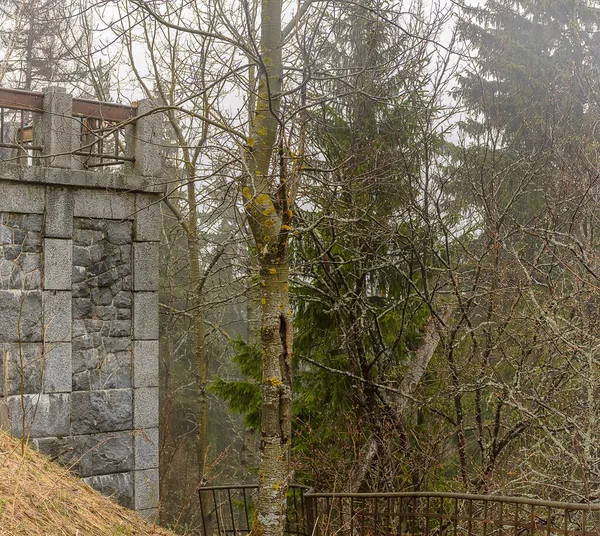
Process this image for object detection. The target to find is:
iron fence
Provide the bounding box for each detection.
[0,87,135,168]
[199,487,600,536]
[199,484,310,536]
[306,492,600,536]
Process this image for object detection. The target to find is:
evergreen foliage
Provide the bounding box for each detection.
[210,337,262,430]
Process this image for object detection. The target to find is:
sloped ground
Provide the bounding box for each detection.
[0,431,176,536]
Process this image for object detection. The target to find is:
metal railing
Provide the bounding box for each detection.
[199,487,600,536]
[199,484,311,536]
[306,492,600,536]
[0,87,136,168]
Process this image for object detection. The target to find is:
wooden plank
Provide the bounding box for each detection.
[72,98,136,122]
[0,88,43,111]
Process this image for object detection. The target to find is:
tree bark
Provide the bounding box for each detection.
[391,307,454,416]
[185,172,212,531]
[243,0,294,531]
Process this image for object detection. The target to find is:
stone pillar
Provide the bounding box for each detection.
[0,121,18,161]
[126,99,163,178]
[127,99,162,518]
[35,86,73,168]
[132,193,161,518]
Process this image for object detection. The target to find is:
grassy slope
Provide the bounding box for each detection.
[0,431,175,536]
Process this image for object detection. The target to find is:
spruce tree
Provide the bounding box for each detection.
[449,0,600,495]
[458,0,600,153]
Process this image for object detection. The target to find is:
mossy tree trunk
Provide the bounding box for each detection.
[243,0,294,533]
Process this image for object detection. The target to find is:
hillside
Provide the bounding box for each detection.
[0,431,176,536]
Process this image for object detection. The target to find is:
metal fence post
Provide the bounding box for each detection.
[305,491,317,536]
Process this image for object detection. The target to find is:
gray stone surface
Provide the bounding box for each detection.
[134,387,159,429]
[36,86,73,169]
[72,218,132,392]
[45,187,73,238]
[73,190,135,220]
[133,242,159,291]
[126,99,163,178]
[134,428,159,470]
[134,193,161,242]
[134,467,159,511]
[0,290,42,342]
[71,389,133,434]
[72,345,131,391]
[133,340,159,388]
[133,292,158,340]
[1,342,43,395]
[35,432,133,477]
[0,163,165,193]
[2,341,70,395]
[76,432,134,477]
[7,393,70,438]
[137,508,158,523]
[43,291,72,342]
[0,212,43,290]
[0,122,18,161]
[0,183,45,214]
[43,238,72,290]
[44,342,72,393]
[71,117,85,171]
[32,435,74,465]
[82,472,134,509]
[0,398,8,432]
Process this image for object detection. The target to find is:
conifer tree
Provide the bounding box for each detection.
[458,0,600,153]
[449,0,600,495]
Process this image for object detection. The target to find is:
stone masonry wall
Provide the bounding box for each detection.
[0,192,161,516]
[41,218,136,507]
[0,87,163,519]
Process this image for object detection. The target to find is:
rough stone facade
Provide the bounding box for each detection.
[72,218,133,393]
[0,87,163,519]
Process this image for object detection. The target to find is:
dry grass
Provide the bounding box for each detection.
[0,431,176,536]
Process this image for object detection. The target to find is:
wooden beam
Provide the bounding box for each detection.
[0,87,136,123]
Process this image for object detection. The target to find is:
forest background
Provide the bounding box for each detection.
[2,0,600,533]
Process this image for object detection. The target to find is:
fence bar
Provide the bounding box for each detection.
[227,488,236,535]
[0,88,43,111]
[199,488,207,536]
[305,492,316,536]
[242,487,251,531]
[483,499,488,536]
[213,488,222,536]
[387,496,391,536]
[72,97,135,122]
[303,492,600,511]
[0,88,135,122]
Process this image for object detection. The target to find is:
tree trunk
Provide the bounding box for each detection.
[185,174,212,533]
[243,0,294,532]
[254,259,293,535]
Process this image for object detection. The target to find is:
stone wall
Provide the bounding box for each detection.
[0,87,163,519]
